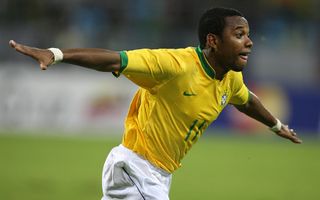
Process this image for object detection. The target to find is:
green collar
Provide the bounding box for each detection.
[195,46,216,79]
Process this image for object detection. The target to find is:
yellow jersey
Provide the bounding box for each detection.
[114,47,250,173]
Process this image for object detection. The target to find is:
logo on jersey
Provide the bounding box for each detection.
[221,91,228,106]
[183,91,197,96]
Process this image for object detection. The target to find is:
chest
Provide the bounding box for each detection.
[159,72,233,123]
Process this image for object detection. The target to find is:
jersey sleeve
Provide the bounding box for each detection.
[113,49,183,90]
[228,72,250,105]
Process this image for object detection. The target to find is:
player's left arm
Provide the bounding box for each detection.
[234,91,302,144]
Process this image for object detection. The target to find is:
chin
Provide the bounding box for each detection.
[231,66,244,72]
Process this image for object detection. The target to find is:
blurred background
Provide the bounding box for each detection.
[1,0,320,199]
[1,0,319,135]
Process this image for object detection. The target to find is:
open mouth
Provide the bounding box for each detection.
[239,52,250,61]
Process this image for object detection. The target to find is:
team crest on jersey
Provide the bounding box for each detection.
[221,91,228,106]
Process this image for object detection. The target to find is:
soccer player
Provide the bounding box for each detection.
[9,7,301,200]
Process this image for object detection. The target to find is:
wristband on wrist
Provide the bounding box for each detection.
[48,48,63,65]
[269,119,282,133]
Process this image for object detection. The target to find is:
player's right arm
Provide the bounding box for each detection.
[9,40,121,72]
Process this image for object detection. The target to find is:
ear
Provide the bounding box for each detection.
[206,33,220,51]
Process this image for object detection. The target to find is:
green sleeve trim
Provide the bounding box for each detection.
[112,51,128,78]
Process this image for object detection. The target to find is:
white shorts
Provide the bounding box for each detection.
[101,145,172,200]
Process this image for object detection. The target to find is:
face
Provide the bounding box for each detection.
[214,16,253,72]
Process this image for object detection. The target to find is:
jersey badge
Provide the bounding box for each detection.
[221,91,228,106]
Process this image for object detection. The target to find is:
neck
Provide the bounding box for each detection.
[202,48,229,80]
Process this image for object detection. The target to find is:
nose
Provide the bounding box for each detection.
[246,37,253,48]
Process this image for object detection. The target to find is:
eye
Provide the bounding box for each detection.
[235,32,244,39]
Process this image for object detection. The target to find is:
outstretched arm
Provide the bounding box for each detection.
[234,91,302,144]
[9,40,121,72]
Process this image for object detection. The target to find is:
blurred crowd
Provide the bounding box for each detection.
[1,0,318,46]
[1,0,319,132]
[1,0,320,85]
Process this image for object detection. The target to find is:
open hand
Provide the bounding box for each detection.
[275,124,302,144]
[9,40,54,70]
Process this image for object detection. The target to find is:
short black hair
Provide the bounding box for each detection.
[198,7,243,49]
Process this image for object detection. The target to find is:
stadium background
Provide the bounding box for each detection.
[1,0,320,199]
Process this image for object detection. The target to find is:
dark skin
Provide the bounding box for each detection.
[203,16,301,143]
[8,16,302,144]
[202,16,252,79]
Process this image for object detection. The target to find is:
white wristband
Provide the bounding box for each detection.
[269,119,282,132]
[48,48,63,64]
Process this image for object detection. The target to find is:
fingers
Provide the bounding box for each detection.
[9,40,26,52]
[9,39,34,57]
[276,125,302,144]
[9,40,16,48]
[288,129,302,144]
[290,129,297,136]
[9,39,52,70]
[288,128,302,143]
[291,136,303,144]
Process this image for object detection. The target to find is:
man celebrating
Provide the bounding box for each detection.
[10,7,301,200]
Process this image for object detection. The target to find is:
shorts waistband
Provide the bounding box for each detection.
[118,144,171,176]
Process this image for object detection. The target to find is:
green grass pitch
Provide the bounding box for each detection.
[1,131,320,200]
